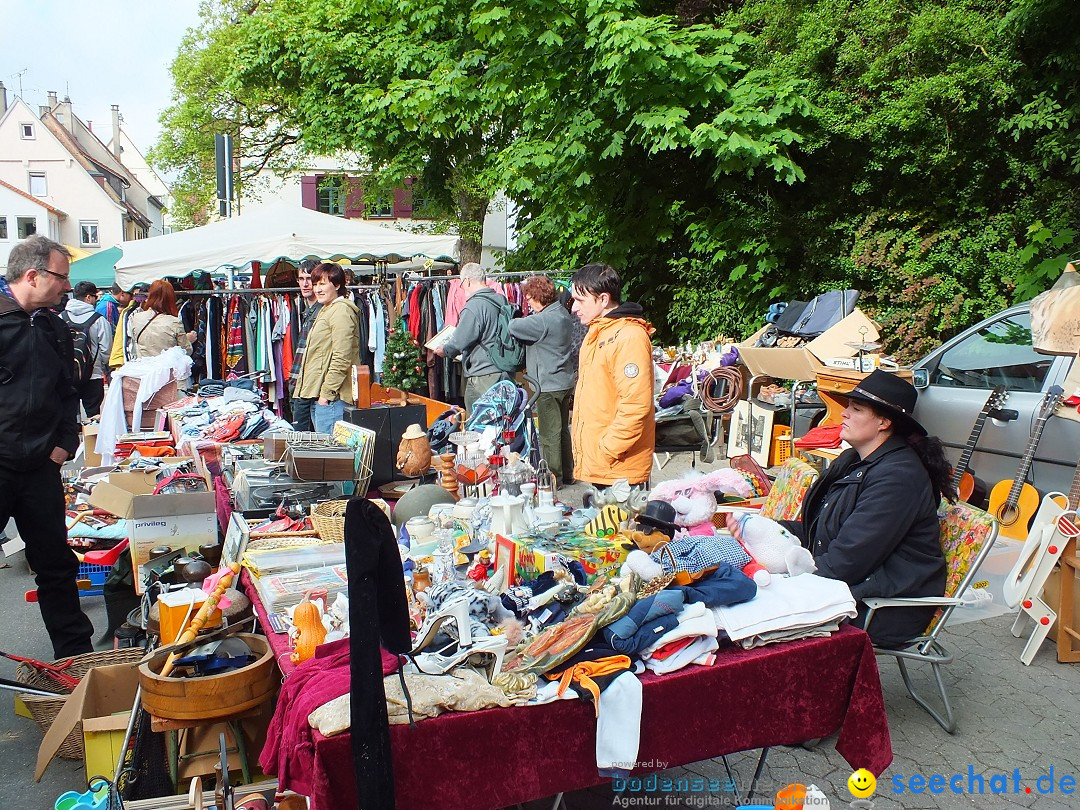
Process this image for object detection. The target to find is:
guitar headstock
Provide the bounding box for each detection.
[986,384,1009,413]
[1040,385,1065,420]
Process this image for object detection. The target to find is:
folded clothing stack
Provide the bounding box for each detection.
[711,574,856,649]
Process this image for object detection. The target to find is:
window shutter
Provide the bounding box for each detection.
[301,175,318,210]
[393,188,413,218]
[344,176,364,219]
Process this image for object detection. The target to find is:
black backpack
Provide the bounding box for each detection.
[478,296,526,374]
[60,310,102,385]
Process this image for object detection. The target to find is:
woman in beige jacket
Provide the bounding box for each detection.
[293,263,360,433]
[127,280,195,360]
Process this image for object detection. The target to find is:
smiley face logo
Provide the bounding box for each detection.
[848,768,877,798]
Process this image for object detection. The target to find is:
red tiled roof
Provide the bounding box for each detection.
[0,178,67,218]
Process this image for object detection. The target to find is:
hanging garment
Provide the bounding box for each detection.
[343,498,412,810]
[372,293,387,382]
[226,296,247,374]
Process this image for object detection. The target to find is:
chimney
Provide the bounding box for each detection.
[0,82,7,117]
[47,90,58,109]
[56,95,74,133]
[111,105,121,160]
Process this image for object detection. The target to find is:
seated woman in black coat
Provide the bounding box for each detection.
[778,370,955,648]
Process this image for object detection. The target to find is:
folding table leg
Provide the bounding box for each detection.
[720,747,771,804]
[746,747,771,801]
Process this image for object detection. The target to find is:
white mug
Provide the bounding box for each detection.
[534,505,564,526]
[405,517,435,543]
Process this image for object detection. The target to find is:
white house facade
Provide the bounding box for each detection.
[0,87,167,257]
[0,179,64,271]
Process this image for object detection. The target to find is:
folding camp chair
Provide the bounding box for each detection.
[864,500,1000,733]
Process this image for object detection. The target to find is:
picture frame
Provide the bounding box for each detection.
[425,324,456,352]
[726,399,774,468]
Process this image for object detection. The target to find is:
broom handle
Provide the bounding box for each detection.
[159,563,240,678]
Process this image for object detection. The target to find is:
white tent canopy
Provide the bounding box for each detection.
[113,203,460,290]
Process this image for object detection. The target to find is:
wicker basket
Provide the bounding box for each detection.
[310,500,350,544]
[16,647,145,759]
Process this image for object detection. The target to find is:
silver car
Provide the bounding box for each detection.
[912,303,1079,500]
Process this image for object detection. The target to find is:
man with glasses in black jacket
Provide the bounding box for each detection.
[0,235,94,657]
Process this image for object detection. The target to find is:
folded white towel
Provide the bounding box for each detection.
[712,574,856,642]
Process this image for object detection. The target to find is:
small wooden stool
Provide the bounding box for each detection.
[150,705,265,790]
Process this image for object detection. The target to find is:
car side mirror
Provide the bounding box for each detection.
[911,368,929,390]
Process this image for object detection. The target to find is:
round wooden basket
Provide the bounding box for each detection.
[138,633,277,722]
[310,500,350,544]
[16,648,146,760]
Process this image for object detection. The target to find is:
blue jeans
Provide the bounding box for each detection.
[313,399,346,434]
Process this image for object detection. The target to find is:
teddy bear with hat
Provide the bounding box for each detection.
[396,423,433,478]
[622,500,680,554]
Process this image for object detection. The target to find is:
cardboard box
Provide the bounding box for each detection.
[739,309,880,380]
[36,661,140,782]
[83,424,101,467]
[88,470,217,593]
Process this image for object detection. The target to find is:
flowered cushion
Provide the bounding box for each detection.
[938,500,996,597]
[926,500,997,634]
[760,459,819,521]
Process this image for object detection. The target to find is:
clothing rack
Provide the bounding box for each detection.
[484,270,570,279]
[176,285,381,296]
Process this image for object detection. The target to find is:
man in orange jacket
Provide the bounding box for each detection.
[570,263,655,487]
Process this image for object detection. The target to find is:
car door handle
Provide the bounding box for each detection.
[989,408,1019,422]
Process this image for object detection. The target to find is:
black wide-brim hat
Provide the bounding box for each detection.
[842,369,927,437]
[636,500,680,534]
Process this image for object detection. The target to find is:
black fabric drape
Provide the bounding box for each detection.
[343,497,411,810]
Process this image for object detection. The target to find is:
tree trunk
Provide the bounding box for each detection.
[455,191,489,266]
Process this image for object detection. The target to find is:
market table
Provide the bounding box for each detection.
[242,572,892,810]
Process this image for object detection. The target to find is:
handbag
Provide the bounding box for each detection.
[772,300,809,334]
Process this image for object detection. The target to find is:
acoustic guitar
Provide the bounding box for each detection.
[987,386,1065,540]
[949,385,1009,505]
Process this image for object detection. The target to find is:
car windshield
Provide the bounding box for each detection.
[930,312,1054,391]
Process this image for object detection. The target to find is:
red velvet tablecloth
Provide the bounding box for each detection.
[242,573,892,810]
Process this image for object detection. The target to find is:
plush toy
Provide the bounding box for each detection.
[618,528,671,555]
[649,469,756,535]
[396,424,433,478]
[584,504,629,538]
[620,548,664,581]
[726,512,816,586]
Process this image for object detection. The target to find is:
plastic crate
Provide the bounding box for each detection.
[76,561,110,598]
[770,427,797,466]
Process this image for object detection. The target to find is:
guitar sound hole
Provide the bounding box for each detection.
[998,504,1020,526]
